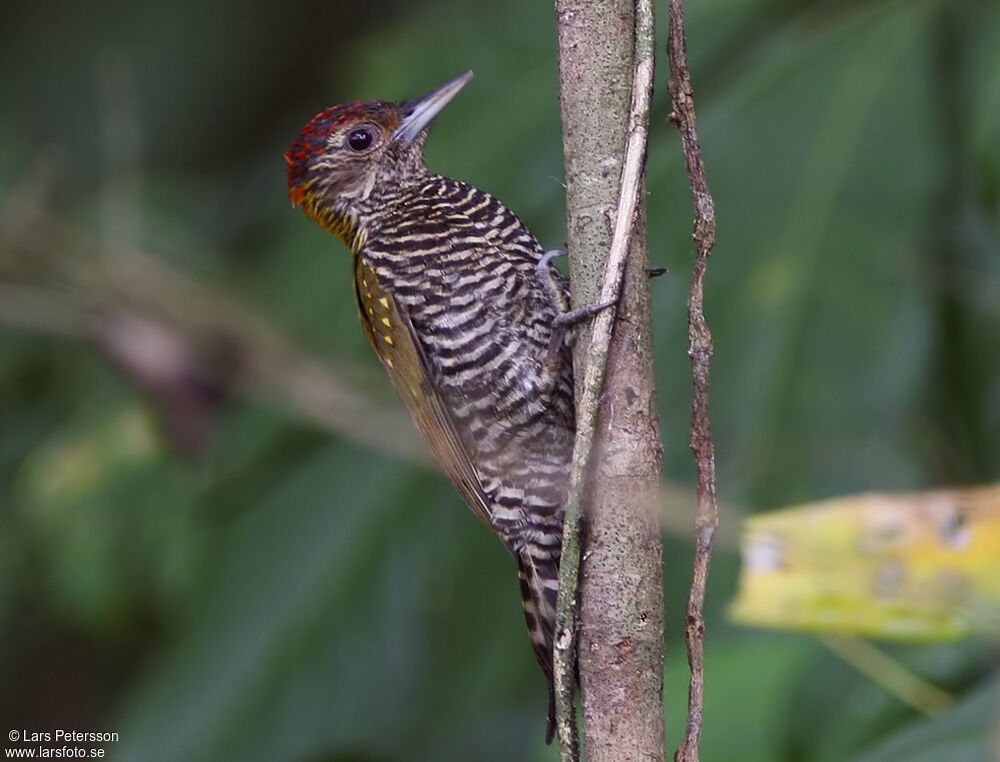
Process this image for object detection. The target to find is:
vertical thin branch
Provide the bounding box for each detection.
[666,2,719,762]
[555,0,662,760]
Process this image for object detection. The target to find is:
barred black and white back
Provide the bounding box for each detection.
[361,174,574,738]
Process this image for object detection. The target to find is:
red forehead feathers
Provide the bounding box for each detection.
[286,101,396,191]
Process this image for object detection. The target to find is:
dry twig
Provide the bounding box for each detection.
[666,2,719,761]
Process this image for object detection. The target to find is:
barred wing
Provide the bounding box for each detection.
[353,254,494,527]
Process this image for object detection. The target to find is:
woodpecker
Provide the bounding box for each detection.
[287,72,599,741]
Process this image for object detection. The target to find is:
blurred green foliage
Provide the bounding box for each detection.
[1,0,998,760]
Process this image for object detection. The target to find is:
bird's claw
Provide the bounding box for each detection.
[553,297,618,327]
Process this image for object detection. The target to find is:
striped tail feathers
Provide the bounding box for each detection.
[516,550,561,744]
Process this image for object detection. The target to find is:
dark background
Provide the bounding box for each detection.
[1,0,998,760]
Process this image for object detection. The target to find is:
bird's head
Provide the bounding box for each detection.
[286,71,473,238]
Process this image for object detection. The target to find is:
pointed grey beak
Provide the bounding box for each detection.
[393,71,474,144]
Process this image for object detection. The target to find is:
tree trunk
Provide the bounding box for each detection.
[555,1,665,760]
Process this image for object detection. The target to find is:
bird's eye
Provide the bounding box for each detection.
[347,126,376,152]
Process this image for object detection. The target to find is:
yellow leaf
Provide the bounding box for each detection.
[728,485,1000,640]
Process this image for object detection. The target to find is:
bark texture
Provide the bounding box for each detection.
[555,2,665,760]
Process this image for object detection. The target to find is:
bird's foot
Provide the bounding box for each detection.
[536,249,571,316]
[554,298,617,327]
[537,249,618,327]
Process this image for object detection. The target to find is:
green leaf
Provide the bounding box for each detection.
[850,674,999,762]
